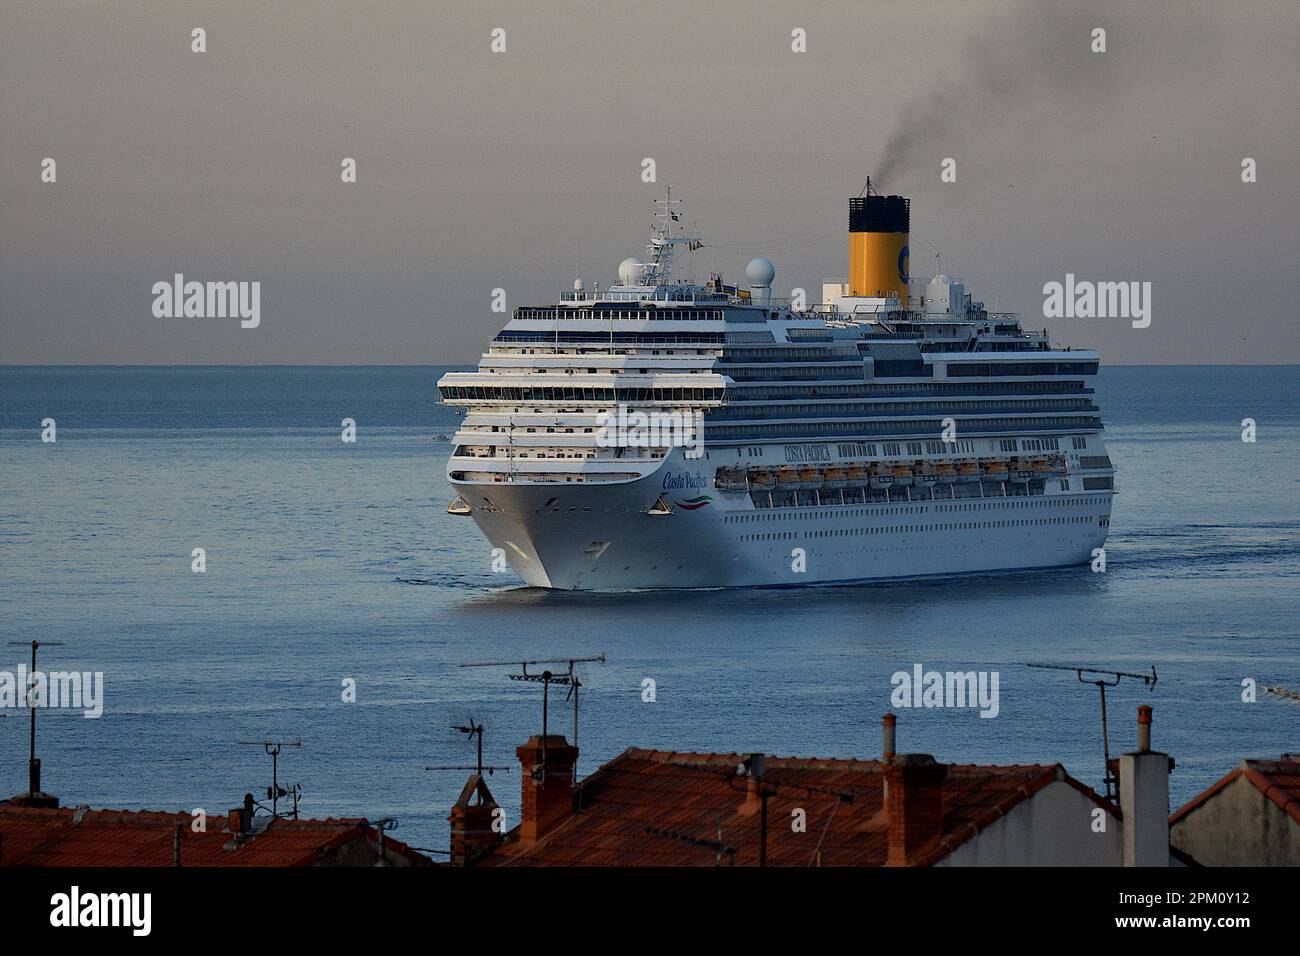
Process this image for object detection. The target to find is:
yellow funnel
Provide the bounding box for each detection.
[848,195,910,305]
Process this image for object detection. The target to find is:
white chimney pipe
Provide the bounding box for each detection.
[1120,705,1170,867]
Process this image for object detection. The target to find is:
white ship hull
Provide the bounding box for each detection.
[454,456,1112,591]
[438,186,1116,592]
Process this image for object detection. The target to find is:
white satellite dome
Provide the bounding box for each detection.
[573,277,584,292]
[746,257,776,287]
[618,257,646,286]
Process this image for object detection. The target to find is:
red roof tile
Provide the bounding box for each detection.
[1241,758,1300,826]
[481,748,1109,867]
[0,804,430,867]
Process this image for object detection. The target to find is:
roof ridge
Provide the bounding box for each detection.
[1241,765,1300,825]
[1170,766,1243,824]
[630,749,1063,773]
[911,766,1064,866]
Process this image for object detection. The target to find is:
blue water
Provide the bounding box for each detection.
[1,366,1296,857]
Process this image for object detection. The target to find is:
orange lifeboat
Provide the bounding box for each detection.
[1009,457,1033,483]
[914,461,940,489]
[936,461,958,484]
[891,462,914,488]
[776,466,801,489]
[869,462,894,490]
[750,469,775,488]
[983,458,1010,482]
[798,466,824,489]
[957,460,983,483]
[822,466,847,490]
[844,464,869,488]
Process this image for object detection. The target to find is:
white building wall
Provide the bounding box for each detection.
[937,780,1121,866]
[1171,775,1300,866]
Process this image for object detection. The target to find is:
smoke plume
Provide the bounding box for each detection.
[873,1,1213,192]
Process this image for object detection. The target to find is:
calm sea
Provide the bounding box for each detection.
[1,365,1296,856]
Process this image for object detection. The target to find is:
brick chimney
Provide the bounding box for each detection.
[737,753,766,816]
[884,754,947,866]
[7,757,59,809]
[516,734,578,847]
[448,774,502,866]
[1119,705,1171,867]
[227,793,254,836]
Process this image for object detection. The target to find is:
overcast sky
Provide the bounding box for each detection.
[2,0,1297,365]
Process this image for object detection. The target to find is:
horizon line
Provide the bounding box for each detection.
[4,362,1298,370]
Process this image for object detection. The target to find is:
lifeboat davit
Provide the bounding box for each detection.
[983,458,1010,482]
[956,460,983,483]
[822,466,848,489]
[869,463,894,490]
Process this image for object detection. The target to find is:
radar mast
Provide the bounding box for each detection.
[645,184,701,288]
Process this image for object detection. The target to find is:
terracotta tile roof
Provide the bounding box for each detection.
[482,748,1112,867]
[1242,758,1300,825]
[0,804,430,867]
[1172,757,1300,827]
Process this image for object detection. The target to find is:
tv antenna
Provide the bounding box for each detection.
[238,739,303,819]
[365,817,400,867]
[424,718,512,777]
[7,640,66,801]
[662,756,855,867]
[1026,663,1157,801]
[646,818,736,867]
[460,654,606,780]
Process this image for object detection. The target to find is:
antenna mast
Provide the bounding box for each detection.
[1025,663,1157,800]
[7,640,66,803]
[646,185,699,288]
[424,718,512,777]
[238,739,304,819]
[460,654,606,781]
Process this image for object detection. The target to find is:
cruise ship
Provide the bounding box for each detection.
[438,184,1114,589]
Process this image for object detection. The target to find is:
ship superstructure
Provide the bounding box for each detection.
[437,185,1114,589]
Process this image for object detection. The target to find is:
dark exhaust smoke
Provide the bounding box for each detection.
[873,1,1213,192]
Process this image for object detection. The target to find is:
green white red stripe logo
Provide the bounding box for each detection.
[674,495,712,510]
